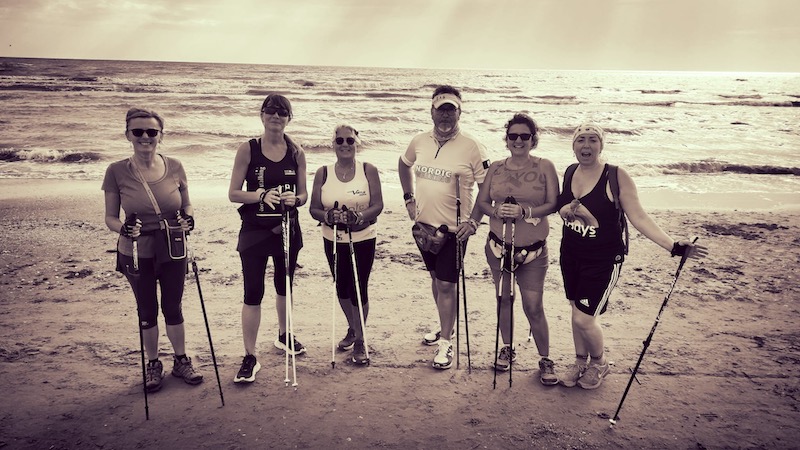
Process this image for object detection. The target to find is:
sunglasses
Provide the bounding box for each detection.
[129,128,161,138]
[507,133,532,141]
[335,137,356,145]
[262,106,290,117]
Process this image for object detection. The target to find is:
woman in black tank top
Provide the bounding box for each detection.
[555,123,707,390]
[228,94,309,384]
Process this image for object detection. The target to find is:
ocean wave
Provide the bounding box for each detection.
[0,148,103,163]
[639,89,682,94]
[661,161,799,176]
[0,83,102,92]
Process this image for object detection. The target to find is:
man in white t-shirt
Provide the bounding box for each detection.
[398,85,490,370]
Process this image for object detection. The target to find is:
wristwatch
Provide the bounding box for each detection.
[403,192,415,204]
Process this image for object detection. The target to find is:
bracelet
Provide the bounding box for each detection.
[405,197,416,205]
[467,218,479,229]
[259,190,267,203]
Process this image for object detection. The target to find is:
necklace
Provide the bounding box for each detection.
[335,161,355,179]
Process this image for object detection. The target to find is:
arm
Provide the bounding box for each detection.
[361,162,384,223]
[228,141,268,204]
[475,164,497,217]
[288,147,309,207]
[398,157,415,221]
[518,158,559,219]
[104,190,124,234]
[308,167,327,223]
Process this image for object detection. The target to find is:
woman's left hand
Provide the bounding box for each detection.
[177,214,195,233]
[672,238,709,259]
[280,190,296,208]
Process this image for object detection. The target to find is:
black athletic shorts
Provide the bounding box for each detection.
[560,250,622,316]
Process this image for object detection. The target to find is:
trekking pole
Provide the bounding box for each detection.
[609,237,699,427]
[507,197,517,389]
[330,201,339,369]
[281,203,299,388]
[454,175,471,372]
[179,210,224,407]
[342,205,370,365]
[127,213,148,420]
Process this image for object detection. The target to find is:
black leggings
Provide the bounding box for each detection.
[119,254,186,330]
[324,237,375,306]
[239,233,301,305]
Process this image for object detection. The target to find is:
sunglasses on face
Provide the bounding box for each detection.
[507,133,532,141]
[129,128,161,138]
[335,137,356,145]
[262,106,290,117]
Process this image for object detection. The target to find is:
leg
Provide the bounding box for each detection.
[242,304,261,355]
[142,326,160,360]
[520,288,549,357]
[434,279,457,341]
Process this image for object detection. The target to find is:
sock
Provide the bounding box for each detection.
[575,354,589,366]
[149,358,159,364]
[590,353,607,366]
[176,354,187,362]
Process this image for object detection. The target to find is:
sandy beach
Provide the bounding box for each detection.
[0,178,798,449]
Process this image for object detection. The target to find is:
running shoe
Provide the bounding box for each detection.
[422,330,455,346]
[432,340,453,370]
[559,363,587,388]
[493,345,516,372]
[538,357,558,386]
[577,362,610,390]
[234,354,261,383]
[351,339,369,365]
[145,359,164,392]
[274,332,306,356]
[338,328,356,351]
[172,355,204,385]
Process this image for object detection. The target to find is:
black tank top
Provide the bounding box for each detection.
[558,164,625,259]
[239,136,299,231]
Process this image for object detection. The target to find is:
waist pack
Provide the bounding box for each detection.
[162,219,187,260]
[488,230,545,268]
[412,222,449,254]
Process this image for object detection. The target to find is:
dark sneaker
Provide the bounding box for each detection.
[560,363,587,388]
[145,359,164,392]
[577,363,610,390]
[338,328,356,351]
[538,357,558,386]
[493,345,516,372]
[234,354,261,384]
[274,332,306,356]
[422,330,455,346]
[172,355,204,385]
[432,340,453,370]
[351,339,369,365]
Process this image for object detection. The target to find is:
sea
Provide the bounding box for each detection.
[1,57,798,208]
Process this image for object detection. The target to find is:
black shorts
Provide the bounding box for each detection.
[418,232,467,283]
[560,250,622,316]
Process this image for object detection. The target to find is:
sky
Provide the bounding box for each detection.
[1,0,799,72]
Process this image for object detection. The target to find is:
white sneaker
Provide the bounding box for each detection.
[432,340,453,370]
[422,330,456,346]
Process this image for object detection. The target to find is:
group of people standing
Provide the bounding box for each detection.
[103,85,706,394]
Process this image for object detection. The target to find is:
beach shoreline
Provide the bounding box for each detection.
[2,177,798,212]
[1,177,798,448]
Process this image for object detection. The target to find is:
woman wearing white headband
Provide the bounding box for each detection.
[556,123,708,390]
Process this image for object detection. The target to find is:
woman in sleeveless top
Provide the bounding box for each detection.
[556,123,707,390]
[102,108,203,393]
[228,94,308,384]
[475,113,560,385]
[309,125,384,365]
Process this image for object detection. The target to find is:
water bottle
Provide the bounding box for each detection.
[436,224,448,238]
